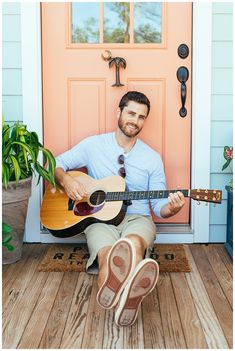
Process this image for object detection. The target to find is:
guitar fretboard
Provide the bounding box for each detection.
[106,189,189,201]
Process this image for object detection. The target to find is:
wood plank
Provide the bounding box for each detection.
[190,245,233,348]
[185,246,229,349]
[215,244,233,276]
[3,271,49,348]
[102,309,124,349]
[60,272,93,349]
[203,245,233,307]
[2,243,38,288]
[2,244,48,327]
[81,276,106,349]
[2,243,31,277]
[123,307,145,349]
[142,288,165,349]
[2,244,233,349]
[39,272,79,349]
[157,272,187,348]
[171,272,208,348]
[17,272,64,348]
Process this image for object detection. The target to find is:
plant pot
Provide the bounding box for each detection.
[224,186,233,260]
[2,177,32,264]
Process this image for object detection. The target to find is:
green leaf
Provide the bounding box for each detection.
[11,141,36,163]
[35,162,52,183]
[222,159,232,171]
[2,163,10,188]
[2,125,11,144]
[4,244,15,252]
[9,155,21,184]
[2,222,12,234]
[2,233,13,244]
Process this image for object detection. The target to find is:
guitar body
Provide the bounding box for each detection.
[40,171,126,238]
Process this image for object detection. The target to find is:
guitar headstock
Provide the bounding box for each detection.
[190,189,222,204]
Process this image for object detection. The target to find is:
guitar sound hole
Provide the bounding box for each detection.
[89,190,106,206]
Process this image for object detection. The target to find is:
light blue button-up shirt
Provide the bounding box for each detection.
[55,132,168,218]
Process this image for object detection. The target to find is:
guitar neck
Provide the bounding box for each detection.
[106,189,190,201]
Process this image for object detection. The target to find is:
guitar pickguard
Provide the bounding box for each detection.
[74,201,104,216]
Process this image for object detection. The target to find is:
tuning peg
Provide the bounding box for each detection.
[197,201,200,205]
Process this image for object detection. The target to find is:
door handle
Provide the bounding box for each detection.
[176,66,189,117]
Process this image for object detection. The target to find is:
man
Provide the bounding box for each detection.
[55,91,185,326]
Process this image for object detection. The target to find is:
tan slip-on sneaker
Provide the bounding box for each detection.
[115,258,159,326]
[96,238,136,309]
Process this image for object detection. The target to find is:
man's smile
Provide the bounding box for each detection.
[127,123,138,131]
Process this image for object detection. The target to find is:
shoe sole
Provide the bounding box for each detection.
[115,258,159,326]
[96,238,136,309]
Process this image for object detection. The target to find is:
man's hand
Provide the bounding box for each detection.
[160,191,185,218]
[167,191,185,215]
[62,173,88,201]
[54,168,88,201]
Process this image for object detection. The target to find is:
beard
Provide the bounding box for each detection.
[118,116,142,138]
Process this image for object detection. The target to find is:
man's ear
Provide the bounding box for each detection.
[117,108,121,119]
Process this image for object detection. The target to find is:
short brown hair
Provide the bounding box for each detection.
[119,91,150,116]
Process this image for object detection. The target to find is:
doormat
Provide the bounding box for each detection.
[38,244,191,273]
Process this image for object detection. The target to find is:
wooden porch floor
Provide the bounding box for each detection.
[2,243,233,349]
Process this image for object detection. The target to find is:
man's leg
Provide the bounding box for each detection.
[120,215,157,263]
[126,234,148,266]
[97,245,112,289]
[84,223,119,276]
[114,215,158,326]
[85,222,137,309]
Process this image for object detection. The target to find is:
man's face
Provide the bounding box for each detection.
[117,101,148,138]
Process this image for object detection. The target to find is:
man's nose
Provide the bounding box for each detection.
[130,115,139,124]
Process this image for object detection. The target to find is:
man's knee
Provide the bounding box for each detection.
[126,234,148,251]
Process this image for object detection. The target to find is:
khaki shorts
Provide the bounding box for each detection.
[84,214,156,274]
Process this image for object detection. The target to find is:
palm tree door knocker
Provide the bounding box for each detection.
[101,50,127,87]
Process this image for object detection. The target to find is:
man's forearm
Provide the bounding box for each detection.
[54,167,70,187]
[159,191,185,218]
[160,203,181,218]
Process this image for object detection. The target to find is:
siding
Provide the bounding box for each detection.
[210,2,233,242]
[2,3,23,122]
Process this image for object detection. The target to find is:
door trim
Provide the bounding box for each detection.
[191,2,212,242]
[21,2,212,243]
[21,3,43,242]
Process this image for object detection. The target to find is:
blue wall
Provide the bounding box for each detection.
[2,3,23,123]
[210,2,233,242]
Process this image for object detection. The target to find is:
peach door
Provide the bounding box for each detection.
[41,2,192,224]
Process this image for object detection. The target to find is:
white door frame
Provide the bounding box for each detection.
[21,2,212,243]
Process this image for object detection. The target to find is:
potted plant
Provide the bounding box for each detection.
[2,121,57,264]
[222,146,233,259]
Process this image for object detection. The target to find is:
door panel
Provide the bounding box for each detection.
[68,79,106,147]
[42,2,192,224]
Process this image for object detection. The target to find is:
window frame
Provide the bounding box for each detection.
[66,2,167,49]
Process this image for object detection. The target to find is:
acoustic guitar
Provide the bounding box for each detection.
[40,171,222,238]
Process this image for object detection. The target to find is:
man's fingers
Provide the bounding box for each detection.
[74,191,82,200]
[169,192,185,207]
